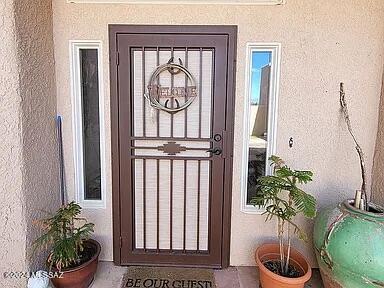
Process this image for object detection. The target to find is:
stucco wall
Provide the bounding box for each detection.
[0,1,28,287]
[372,71,384,206]
[14,0,62,270]
[52,0,384,266]
[0,1,60,286]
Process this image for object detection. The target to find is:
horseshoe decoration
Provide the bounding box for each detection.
[144,60,198,114]
[166,57,183,75]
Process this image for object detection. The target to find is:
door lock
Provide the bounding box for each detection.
[206,147,222,155]
[214,134,222,142]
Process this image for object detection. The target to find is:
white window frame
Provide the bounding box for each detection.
[67,0,285,4]
[70,40,106,209]
[241,43,281,214]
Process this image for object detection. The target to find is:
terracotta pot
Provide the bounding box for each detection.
[255,243,312,288]
[51,239,101,288]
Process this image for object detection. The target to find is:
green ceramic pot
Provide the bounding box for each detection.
[313,199,384,288]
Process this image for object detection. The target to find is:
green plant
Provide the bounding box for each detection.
[32,201,94,271]
[251,155,316,276]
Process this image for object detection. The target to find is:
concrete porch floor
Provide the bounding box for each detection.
[92,261,324,288]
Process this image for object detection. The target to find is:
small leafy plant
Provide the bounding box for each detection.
[32,201,94,271]
[251,155,316,277]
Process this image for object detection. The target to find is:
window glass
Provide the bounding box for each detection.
[246,51,272,205]
[80,49,101,200]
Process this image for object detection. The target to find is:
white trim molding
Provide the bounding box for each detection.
[70,40,106,209]
[68,0,285,5]
[241,42,281,214]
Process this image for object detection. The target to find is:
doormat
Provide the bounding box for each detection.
[121,266,216,288]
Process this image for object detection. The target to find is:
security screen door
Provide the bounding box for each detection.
[110,25,237,268]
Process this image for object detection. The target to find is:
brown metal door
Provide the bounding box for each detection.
[110,25,237,268]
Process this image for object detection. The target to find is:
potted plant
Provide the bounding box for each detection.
[313,83,384,287]
[32,201,101,288]
[252,155,317,288]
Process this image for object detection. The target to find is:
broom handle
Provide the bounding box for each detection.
[57,115,66,205]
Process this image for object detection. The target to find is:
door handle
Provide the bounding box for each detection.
[206,147,222,156]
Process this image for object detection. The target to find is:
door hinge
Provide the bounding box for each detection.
[119,236,123,248]
[116,51,120,66]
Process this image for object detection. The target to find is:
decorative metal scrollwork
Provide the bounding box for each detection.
[157,141,187,155]
[144,58,198,114]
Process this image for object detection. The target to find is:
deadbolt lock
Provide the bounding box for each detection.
[214,134,222,142]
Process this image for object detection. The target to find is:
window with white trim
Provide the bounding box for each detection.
[70,41,106,208]
[241,43,280,213]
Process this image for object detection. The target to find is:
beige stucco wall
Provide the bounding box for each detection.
[14,0,62,270]
[52,0,384,266]
[0,1,28,287]
[0,1,60,286]
[372,71,384,206]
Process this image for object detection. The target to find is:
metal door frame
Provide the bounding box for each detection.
[109,25,237,268]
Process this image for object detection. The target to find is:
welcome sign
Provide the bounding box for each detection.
[144,61,198,114]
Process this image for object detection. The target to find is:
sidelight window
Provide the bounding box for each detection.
[70,41,106,208]
[241,43,280,213]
